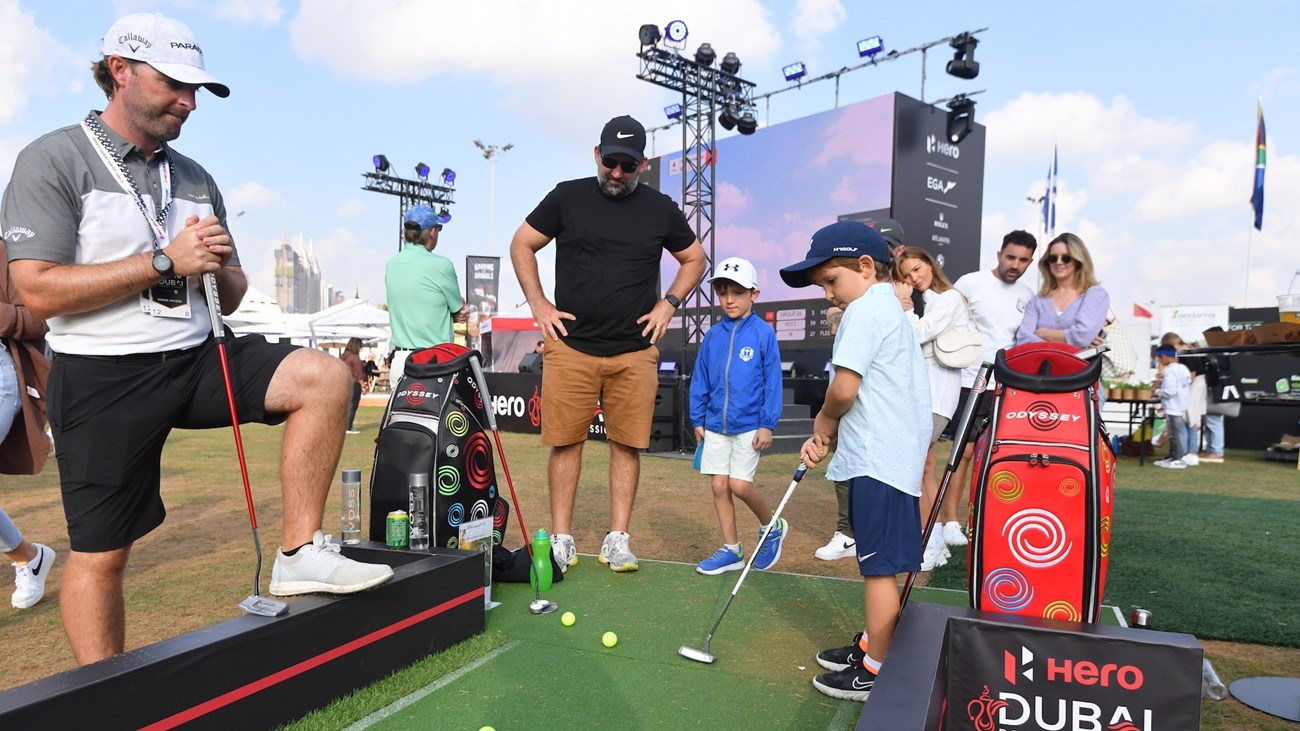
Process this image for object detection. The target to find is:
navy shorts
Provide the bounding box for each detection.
[847,475,922,576]
[48,333,298,552]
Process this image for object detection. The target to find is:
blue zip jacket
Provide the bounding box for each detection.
[689,312,783,434]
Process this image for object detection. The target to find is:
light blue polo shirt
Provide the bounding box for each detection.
[825,282,931,496]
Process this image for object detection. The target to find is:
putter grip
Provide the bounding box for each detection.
[467,352,498,430]
[202,272,224,339]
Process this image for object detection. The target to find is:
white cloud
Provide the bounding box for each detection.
[791,0,845,52]
[0,0,82,124]
[287,0,782,137]
[984,92,1198,166]
[225,181,288,213]
[336,198,364,219]
[213,0,285,25]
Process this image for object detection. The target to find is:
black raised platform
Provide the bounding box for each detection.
[0,543,484,730]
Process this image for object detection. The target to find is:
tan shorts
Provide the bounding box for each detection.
[541,338,659,448]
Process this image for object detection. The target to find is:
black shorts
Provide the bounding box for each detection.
[951,385,994,436]
[48,334,298,552]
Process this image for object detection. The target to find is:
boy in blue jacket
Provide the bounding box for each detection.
[689,257,786,574]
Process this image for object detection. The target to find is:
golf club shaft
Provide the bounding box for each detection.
[899,361,994,610]
[203,273,262,596]
[701,463,807,643]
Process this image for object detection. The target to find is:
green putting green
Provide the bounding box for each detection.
[351,557,1121,730]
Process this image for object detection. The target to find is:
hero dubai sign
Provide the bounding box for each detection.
[945,617,1202,731]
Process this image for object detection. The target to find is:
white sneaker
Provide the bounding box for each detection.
[269,531,394,596]
[1181,453,1199,466]
[1154,459,1187,470]
[551,533,578,573]
[942,521,968,547]
[11,543,55,609]
[920,529,949,571]
[598,531,639,572]
[815,531,857,561]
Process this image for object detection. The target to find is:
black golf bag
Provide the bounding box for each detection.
[369,344,509,549]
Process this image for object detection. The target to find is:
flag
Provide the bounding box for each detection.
[1041,145,1058,236]
[1250,102,1266,230]
[1133,303,1154,319]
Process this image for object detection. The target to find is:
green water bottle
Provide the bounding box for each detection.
[531,529,553,591]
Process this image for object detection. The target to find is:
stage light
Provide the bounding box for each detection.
[415,162,430,180]
[946,96,976,145]
[720,52,741,74]
[737,110,758,136]
[665,19,688,44]
[857,36,884,57]
[372,155,390,173]
[946,32,980,80]
[441,168,456,185]
[438,206,452,222]
[664,103,682,120]
[782,61,807,82]
[718,106,738,131]
[638,24,661,47]
[694,42,716,67]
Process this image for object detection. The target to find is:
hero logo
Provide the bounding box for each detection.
[1005,400,1080,430]
[491,394,526,418]
[926,134,960,159]
[985,645,1151,731]
[927,176,957,194]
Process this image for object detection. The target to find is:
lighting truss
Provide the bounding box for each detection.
[361,171,456,250]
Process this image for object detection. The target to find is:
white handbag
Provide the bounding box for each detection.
[933,296,982,369]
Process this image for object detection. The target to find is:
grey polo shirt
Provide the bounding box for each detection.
[0,111,239,354]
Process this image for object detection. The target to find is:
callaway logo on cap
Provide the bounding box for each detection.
[102,13,230,98]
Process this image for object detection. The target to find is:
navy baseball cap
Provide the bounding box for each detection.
[403,204,445,231]
[779,221,891,288]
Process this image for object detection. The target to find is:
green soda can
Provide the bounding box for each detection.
[386,510,410,548]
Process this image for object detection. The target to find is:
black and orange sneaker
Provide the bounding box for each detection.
[815,631,866,672]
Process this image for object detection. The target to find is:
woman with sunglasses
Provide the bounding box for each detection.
[897,246,973,571]
[1014,232,1109,350]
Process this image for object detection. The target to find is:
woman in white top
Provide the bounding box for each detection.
[898,247,973,571]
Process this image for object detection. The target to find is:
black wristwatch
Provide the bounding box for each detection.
[151,251,175,278]
[664,294,681,309]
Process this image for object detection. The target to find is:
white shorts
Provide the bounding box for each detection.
[699,429,761,482]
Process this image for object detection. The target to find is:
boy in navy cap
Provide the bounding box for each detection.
[780,221,930,701]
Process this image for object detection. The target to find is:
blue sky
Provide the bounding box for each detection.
[2,0,1296,322]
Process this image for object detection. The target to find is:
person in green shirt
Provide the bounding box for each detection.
[385,205,467,387]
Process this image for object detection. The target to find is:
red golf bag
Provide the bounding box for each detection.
[369,344,509,549]
[967,342,1115,623]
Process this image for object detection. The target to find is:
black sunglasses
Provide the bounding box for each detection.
[1047,254,1074,265]
[601,155,640,174]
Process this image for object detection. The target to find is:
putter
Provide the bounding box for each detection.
[679,462,807,664]
[899,361,993,611]
[202,273,288,618]
[466,353,556,615]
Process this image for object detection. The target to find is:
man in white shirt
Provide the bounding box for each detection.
[940,231,1037,547]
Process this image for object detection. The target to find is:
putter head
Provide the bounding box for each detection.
[529,598,558,615]
[239,594,289,617]
[678,645,716,664]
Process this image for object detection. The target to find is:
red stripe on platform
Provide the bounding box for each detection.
[140,585,485,731]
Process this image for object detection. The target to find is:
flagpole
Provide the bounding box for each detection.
[1244,220,1253,307]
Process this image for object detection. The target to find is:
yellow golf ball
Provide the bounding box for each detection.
[479,727,495,731]
[561,611,576,626]
[602,631,618,648]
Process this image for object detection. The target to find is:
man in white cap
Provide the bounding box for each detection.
[0,13,393,665]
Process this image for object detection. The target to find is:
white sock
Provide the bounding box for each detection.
[724,543,741,554]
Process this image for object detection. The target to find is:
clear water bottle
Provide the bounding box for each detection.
[408,473,430,550]
[340,469,362,544]
[531,529,553,591]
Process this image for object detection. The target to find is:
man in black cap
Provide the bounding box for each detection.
[510,115,706,574]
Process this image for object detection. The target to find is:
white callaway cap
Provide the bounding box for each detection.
[708,256,760,290]
[102,13,230,98]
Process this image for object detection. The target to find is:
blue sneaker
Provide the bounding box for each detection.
[754,518,788,571]
[696,546,744,575]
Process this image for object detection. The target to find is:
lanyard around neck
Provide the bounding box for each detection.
[81,113,174,252]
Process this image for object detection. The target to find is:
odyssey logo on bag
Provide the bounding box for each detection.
[1004,400,1080,430]
[397,383,428,406]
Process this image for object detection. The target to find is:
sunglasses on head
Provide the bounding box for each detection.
[1047,254,1074,265]
[601,155,640,174]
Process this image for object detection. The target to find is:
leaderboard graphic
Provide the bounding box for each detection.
[646,91,986,350]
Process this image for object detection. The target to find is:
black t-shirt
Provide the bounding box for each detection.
[526,178,696,356]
